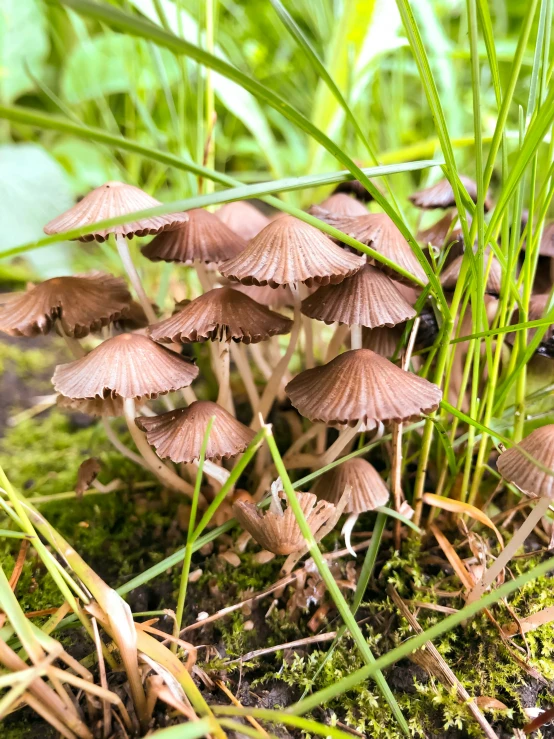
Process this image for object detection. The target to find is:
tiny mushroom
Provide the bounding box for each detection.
[216,201,270,241]
[308,193,368,222]
[409,175,492,212]
[440,251,502,295]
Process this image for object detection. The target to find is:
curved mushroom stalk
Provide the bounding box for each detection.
[114,235,157,325]
[342,513,359,558]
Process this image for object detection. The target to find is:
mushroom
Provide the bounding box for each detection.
[332,177,373,202]
[53,333,199,498]
[216,201,270,241]
[308,193,368,222]
[320,212,427,285]
[468,425,554,603]
[220,215,365,422]
[233,489,336,555]
[135,400,256,464]
[301,264,416,350]
[311,457,390,555]
[440,250,502,295]
[149,287,292,412]
[409,175,492,212]
[44,181,187,325]
[0,272,131,343]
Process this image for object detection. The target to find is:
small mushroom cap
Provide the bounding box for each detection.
[0,273,132,338]
[497,425,554,498]
[409,176,492,211]
[148,287,293,344]
[53,333,198,400]
[308,193,368,221]
[233,492,336,555]
[112,300,150,332]
[44,181,188,242]
[418,211,465,249]
[141,208,247,265]
[440,252,502,294]
[285,348,442,426]
[324,212,427,285]
[135,400,256,464]
[301,264,416,329]
[57,394,125,418]
[216,201,270,241]
[333,179,373,202]
[311,458,389,514]
[230,283,294,309]
[219,215,365,288]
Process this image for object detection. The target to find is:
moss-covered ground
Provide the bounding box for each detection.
[2,337,554,738]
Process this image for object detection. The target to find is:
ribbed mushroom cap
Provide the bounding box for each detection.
[497,426,554,498]
[219,215,365,288]
[409,176,492,211]
[57,394,125,418]
[149,287,293,344]
[440,252,502,294]
[142,208,247,265]
[301,264,416,329]
[0,273,131,338]
[216,201,270,241]
[230,283,294,309]
[326,213,427,285]
[363,325,404,358]
[53,333,198,400]
[308,193,368,221]
[44,181,188,242]
[311,458,389,514]
[135,400,256,463]
[233,492,336,555]
[113,300,150,332]
[285,349,442,426]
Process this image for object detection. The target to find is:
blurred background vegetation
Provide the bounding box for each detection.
[0,0,545,281]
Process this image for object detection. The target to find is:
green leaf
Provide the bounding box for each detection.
[0,0,49,102]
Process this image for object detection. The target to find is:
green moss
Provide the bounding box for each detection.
[0,340,57,377]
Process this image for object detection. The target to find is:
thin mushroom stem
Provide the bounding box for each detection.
[114,235,157,325]
[215,340,233,414]
[318,421,363,467]
[230,343,259,412]
[249,342,273,380]
[300,284,314,369]
[123,398,200,501]
[350,324,363,350]
[253,284,302,427]
[467,495,551,604]
[102,419,147,469]
[325,323,349,362]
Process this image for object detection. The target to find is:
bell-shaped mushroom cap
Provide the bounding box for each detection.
[135,400,256,463]
[285,349,442,426]
[142,208,247,265]
[53,333,198,400]
[311,458,389,514]
[327,212,427,285]
[149,287,293,344]
[230,283,294,309]
[409,176,492,211]
[497,426,554,498]
[363,325,404,358]
[0,273,132,338]
[233,492,336,555]
[309,193,368,221]
[219,215,365,288]
[440,252,502,294]
[44,181,188,242]
[57,394,124,418]
[113,300,150,332]
[301,264,416,329]
[216,201,270,241]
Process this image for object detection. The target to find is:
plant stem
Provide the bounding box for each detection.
[114,235,157,324]
[215,340,232,413]
[350,324,362,350]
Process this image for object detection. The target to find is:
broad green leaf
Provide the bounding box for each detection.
[0,0,49,102]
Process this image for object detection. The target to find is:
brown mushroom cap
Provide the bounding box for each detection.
[230,283,294,309]
[301,264,416,329]
[141,208,247,265]
[440,252,502,294]
[135,400,256,463]
[325,212,427,285]
[57,394,125,418]
[409,176,492,211]
[333,178,373,202]
[44,181,188,242]
[149,287,293,344]
[311,457,389,514]
[233,492,336,555]
[53,333,198,400]
[506,293,553,346]
[308,193,368,221]
[285,348,442,426]
[497,425,554,498]
[216,201,270,241]
[418,211,465,249]
[0,273,132,338]
[219,215,365,288]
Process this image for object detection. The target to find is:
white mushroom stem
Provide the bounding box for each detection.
[123,398,199,500]
[249,343,273,380]
[318,421,363,467]
[192,458,230,487]
[215,340,233,415]
[114,235,157,325]
[325,323,350,362]
[253,285,302,428]
[195,262,215,292]
[300,284,314,369]
[342,513,359,558]
[181,386,198,406]
[350,324,363,350]
[467,496,551,604]
[102,419,147,469]
[230,343,259,412]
